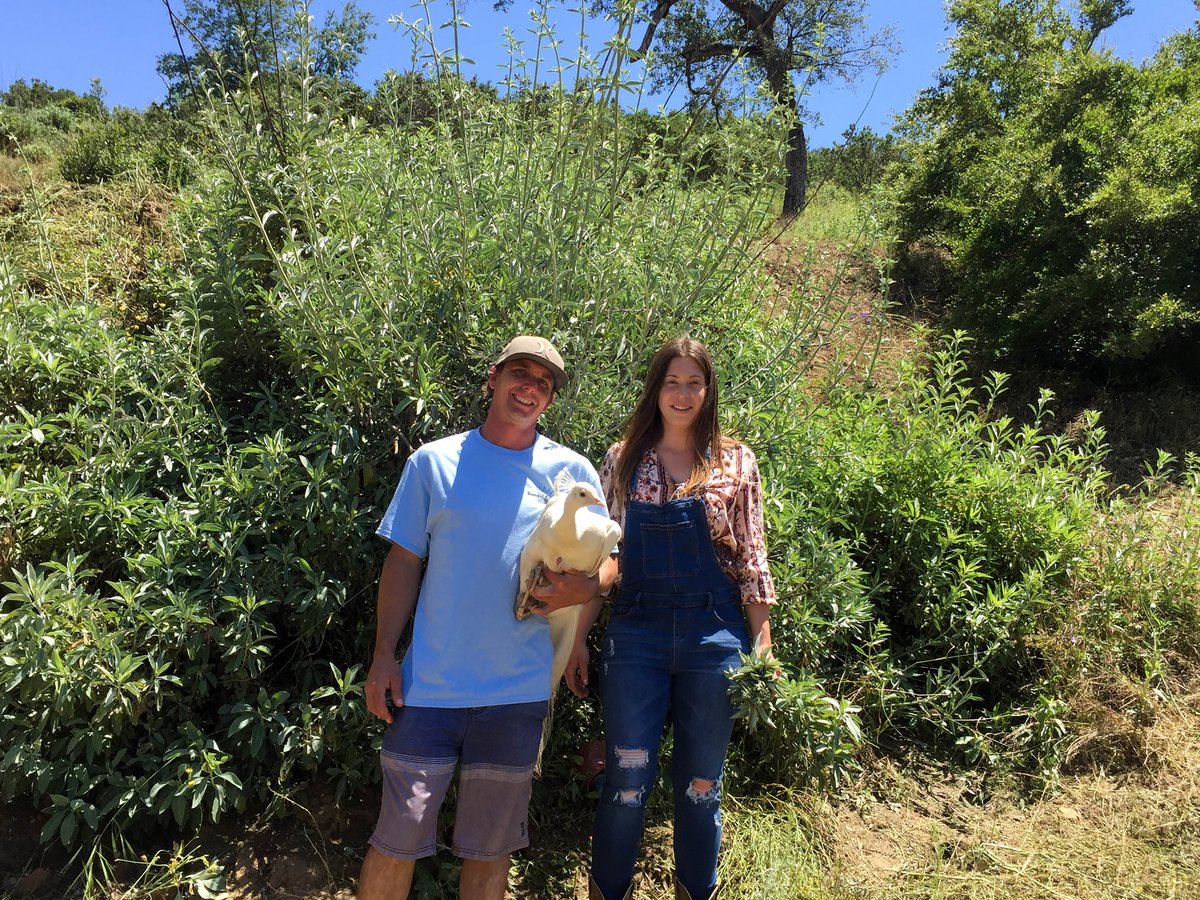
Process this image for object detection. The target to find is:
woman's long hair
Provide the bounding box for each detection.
[611,336,724,513]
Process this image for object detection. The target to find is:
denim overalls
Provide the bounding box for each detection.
[591,470,750,900]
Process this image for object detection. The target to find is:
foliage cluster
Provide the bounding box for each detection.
[1,78,107,118]
[759,341,1103,778]
[0,282,380,846]
[0,1,790,865]
[2,2,1198,891]
[55,107,199,188]
[891,0,1200,376]
[808,125,906,195]
[0,76,197,186]
[0,79,106,163]
[746,335,1198,791]
[156,0,376,112]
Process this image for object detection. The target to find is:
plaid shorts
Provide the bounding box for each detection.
[368,700,548,861]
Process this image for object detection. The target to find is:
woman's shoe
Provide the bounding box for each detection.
[588,876,633,900]
[675,882,722,900]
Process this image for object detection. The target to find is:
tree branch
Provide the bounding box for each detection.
[756,0,792,34]
[161,0,203,106]
[637,0,682,55]
[718,0,767,30]
[681,41,762,65]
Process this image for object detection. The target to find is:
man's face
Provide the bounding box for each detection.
[486,358,556,431]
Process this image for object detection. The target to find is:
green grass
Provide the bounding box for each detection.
[719,793,840,899]
[783,182,883,249]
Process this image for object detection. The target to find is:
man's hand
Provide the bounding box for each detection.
[365,657,404,724]
[528,563,599,616]
[565,641,590,698]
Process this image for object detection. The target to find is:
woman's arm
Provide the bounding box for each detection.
[728,444,777,662]
[728,443,777,607]
[744,601,773,657]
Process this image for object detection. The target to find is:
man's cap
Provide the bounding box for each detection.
[493,336,568,390]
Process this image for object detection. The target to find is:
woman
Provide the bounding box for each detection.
[567,336,776,900]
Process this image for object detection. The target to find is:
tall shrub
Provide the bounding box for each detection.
[1,0,799,856]
[892,1,1200,374]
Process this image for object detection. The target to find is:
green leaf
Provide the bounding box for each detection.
[39,811,64,845]
[60,813,76,847]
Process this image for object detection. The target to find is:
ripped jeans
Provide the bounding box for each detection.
[591,592,749,900]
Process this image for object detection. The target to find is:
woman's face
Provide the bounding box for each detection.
[657,355,708,434]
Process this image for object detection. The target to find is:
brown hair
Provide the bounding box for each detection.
[611,336,724,512]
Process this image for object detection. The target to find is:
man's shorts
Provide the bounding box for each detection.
[368,700,548,861]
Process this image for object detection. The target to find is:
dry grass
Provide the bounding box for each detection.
[826,686,1200,899]
[0,155,48,196]
[0,171,178,332]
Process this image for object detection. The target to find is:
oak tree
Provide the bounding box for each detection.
[628,0,897,214]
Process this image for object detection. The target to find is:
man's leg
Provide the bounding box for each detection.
[451,701,548,888]
[362,706,462,896]
[357,847,415,899]
[459,855,511,900]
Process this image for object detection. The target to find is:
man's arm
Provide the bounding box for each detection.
[529,555,618,615]
[364,543,424,724]
[537,555,618,697]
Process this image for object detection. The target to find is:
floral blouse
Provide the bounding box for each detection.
[599,441,776,606]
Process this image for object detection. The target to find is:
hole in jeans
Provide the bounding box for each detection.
[615,787,645,807]
[614,747,649,769]
[686,777,719,804]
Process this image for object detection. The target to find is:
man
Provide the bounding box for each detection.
[358,336,618,900]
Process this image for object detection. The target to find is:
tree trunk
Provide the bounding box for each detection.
[767,66,806,217]
[782,114,807,216]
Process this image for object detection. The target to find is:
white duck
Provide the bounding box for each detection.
[515,468,622,695]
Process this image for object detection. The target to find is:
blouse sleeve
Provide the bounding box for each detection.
[598,443,622,524]
[731,444,776,606]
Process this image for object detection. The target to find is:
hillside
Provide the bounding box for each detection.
[2,13,1199,891]
[2,172,1197,896]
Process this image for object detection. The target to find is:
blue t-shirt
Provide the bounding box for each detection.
[377,428,604,707]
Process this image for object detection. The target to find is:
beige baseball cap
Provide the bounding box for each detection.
[493,336,568,389]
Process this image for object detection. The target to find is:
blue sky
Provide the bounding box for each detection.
[1,0,1196,147]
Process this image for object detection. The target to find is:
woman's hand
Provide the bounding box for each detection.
[754,642,783,680]
[746,605,782,678]
[565,641,591,698]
